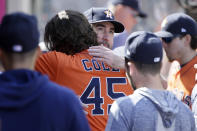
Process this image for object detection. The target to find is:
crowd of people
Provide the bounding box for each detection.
[0,0,197,131]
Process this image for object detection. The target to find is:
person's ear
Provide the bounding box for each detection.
[183,34,191,47]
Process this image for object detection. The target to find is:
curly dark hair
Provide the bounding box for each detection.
[44,10,98,55]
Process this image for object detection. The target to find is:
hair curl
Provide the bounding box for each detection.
[44,10,98,55]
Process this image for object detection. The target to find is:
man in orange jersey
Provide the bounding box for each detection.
[156,13,197,107]
[35,10,133,131]
[84,7,124,49]
[84,7,126,70]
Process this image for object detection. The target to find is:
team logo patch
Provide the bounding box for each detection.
[12,44,22,52]
[104,10,113,19]
[154,57,160,62]
[184,95,192,106]
[181,28,187,33]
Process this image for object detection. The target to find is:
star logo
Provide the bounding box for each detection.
[104,10,113,19]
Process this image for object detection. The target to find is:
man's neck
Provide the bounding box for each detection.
[136,74,165,90]
[179,50,197,66]
[5,64,34,71]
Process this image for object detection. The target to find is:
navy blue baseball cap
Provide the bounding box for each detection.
[0,12,39,53]
[108,0,147,18]
[125,31,163,64]
[84,7,124,33]
[156,13,197,38]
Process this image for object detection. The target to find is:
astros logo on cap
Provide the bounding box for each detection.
[104,10,113,19]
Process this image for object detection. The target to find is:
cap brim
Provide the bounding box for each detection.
[138,10,147,18]
[90,20,125,33]
[111,21,125,33]
[155,31,174,38]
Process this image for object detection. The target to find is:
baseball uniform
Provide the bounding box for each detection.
[167,55,197,107]
[35,50,133,131]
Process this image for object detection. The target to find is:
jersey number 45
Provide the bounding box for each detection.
[80,77,127,115]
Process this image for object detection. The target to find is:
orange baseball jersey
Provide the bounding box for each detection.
[167,56,197,107]
[35,50,133,131]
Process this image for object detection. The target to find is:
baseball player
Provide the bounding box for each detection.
[84,7,126,69]
[84,7,124,50]
[106,31,196,131]
[156,13,197,107]
[108,0,147,49]
[0,12,90,131]
[35,10,133,131]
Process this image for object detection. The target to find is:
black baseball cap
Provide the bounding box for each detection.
[84,7,124,33]
[125,31,163,64]
[108,0,147,18]
[155,13,197,38]
[0,12,39,53]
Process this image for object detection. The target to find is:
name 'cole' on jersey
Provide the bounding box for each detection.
[35,50,133,131]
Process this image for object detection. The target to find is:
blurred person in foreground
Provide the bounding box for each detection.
[35,10,133,131]
[155,13,197,107]
[108,0,146,50]
[105,31,195,131]
[0,12,90,131]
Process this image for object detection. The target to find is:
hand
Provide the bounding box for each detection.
[88,45,125,69]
